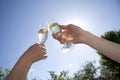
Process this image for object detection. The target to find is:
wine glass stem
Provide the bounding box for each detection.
[64,42,67,48]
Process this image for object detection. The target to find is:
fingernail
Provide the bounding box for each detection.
[44,54,47,57]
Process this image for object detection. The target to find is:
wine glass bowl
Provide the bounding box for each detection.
[38,29,48,44]
[49,22,61,34]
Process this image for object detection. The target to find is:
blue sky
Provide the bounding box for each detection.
[0,0,120,79]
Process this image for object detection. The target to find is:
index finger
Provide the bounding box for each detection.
[59,25,70,30]
[38,43,46,49]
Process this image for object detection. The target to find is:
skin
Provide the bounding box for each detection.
[53,24,120,63]
[5,24,120,80]
[5,43,47,80]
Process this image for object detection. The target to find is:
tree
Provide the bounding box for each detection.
[0,68,4,80]
[98,30,120,79]
[0,67,10,80]
[48,70,72,80]
[73,61,97,80]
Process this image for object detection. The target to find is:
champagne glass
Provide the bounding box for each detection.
[38,28,48,44]
[49,22,74,53]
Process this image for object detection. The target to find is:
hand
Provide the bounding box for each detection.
[5,43,47,80]
[24,43,47,63]
[52,24,85,44]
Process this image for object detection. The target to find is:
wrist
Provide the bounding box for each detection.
[20,52,34,65]
[80,30,92,44]
[77,28,88,44]
[82,30,96,46]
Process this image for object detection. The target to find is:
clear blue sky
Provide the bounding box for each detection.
[0,0,120,79]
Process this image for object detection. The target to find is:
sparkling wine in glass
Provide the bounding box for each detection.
[49,22,74,53]
[38,28,48,44]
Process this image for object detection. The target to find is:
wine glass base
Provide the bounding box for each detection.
[61,48,71,53]
[61,43,74,53]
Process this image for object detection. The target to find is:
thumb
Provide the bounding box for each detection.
[59,25,70,30]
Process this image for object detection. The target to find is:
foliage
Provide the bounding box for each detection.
[73,61,98,80]
[48,61,98,80]
[98,30,120,79]
[0,67,10,80]
[0,68,4,80]
[48,70,72,80]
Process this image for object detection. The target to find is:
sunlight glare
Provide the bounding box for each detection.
[68,64,73,67]
[63,16,88,30]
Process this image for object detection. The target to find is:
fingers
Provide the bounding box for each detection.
[38,44,46,49]
[59,25,70,30]
[52,32,65,44]
[34,43,47,54]
[52,34,71,44]
[40,53,47,60]
[59,24,74,30]
[43,54,47,58]
[52,32,61,40]
[38,44,47,60]
[52,31,72,44]
[52,33,64,44]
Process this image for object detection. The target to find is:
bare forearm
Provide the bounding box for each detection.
[5,54,32,80]
[5,43,47,80]
[83,31,120,63]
